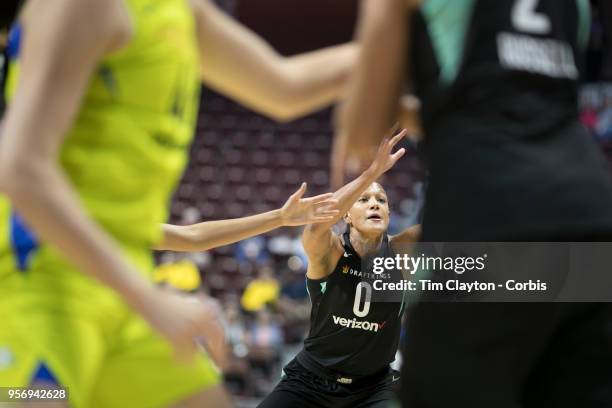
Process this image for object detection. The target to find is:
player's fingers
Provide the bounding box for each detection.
[313,200,339,210]
[387,122,401,137]
[310,201,338,214]
[379,135,391,150]
[302,193,335,205]
[310,215,337,223]
[318,199,339,211]
[391,147,406,162]
[314,202,340,213]
[389,129,408,148]
[290,182,307,201]
[309,201,339,214]
[314,205,339,215]
[376,139,393,160]
[314,210,340,219]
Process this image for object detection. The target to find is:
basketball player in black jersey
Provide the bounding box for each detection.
[332,0,612,407]
[258,131,420,408]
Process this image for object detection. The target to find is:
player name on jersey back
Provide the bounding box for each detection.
[498,32,578,79]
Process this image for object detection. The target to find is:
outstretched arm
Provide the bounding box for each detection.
[303,130,407,279]
[332,0,420,185]
[156,183,338,252]
[191,0,357,122]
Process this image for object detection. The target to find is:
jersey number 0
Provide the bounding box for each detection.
[353,282,372,317]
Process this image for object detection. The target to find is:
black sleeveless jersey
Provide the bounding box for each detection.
[297,230,405,378]
[411,0,612,241]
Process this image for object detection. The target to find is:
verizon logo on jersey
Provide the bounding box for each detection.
[332,315,386,332]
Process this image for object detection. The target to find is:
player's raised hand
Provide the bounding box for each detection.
[367,127,407,178]
[331,125,407,190]
[280,182,340,226]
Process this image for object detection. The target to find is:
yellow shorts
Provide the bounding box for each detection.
[0,281,221,408]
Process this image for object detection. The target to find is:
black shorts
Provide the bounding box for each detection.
[258,358,399,408]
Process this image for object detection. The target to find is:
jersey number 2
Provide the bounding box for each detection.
[512,0,551,34]
[353,282,372,317]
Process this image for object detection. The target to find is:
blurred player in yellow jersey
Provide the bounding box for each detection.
[0,0,354,406]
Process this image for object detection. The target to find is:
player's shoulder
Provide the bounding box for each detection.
[22,0,132,52]
[305,231,344,280]
[390,225,421,245]
[327,230,346,264]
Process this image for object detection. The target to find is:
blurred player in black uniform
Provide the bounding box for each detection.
[259,132,420,408]
[333,0,612,407]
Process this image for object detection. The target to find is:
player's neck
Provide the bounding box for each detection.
[349,229,383,258]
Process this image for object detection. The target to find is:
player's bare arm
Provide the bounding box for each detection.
[190,0,357,122]
[398,94,422,141]
[157,183,339,252]
[303,130,407,279]
[332,0,411,185]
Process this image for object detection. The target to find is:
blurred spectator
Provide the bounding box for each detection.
[241,266,280,312]
[225,302,249,357]
[222,301,250,396]
[182,206,201,225]
[269,229,307,264]
[277,269,310,344]
[248,309,284,350]
[581,100,599,132]
[279,269,307,302]
[246,308,284,395]
[154,253,202,292]
[399,180,425,227]
[580,83,612,142]
[268,234,293,255]
[597,99,612,140]
[388,209,403,235]
[235,235,270,266]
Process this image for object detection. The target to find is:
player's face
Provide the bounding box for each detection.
[346,183,390,236]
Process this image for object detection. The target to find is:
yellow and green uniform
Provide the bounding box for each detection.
[0,1,221,406]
